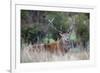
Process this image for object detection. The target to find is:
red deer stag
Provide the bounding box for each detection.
[31,32,71,56]
[44,32,71,55]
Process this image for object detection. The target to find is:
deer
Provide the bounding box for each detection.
[30,32,71,56]
[44,32,71,55]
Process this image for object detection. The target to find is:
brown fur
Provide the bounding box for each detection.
[44,41,65,55]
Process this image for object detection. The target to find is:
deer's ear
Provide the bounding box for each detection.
[59,33,63,36]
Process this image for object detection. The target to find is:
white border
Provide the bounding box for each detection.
[11,3,96,73]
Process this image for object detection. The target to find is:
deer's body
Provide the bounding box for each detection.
[44,41,65,55]
[31,32,70,55]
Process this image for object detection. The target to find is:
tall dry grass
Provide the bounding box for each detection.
[21,44,89,63]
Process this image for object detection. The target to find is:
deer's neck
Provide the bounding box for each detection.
[58,39,64,49]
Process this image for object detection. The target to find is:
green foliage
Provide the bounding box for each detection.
[47,12,69,32]
[42,37,55,44]
[70,32,77,41]
[21,10,89,45]
[76,13,89,42]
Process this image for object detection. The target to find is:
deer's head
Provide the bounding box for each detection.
[59,32,70,52]
[59,32,70,43]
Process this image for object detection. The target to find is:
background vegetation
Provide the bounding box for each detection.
[21,10,89,48]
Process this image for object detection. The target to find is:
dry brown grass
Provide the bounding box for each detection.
[21,44,89,63]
